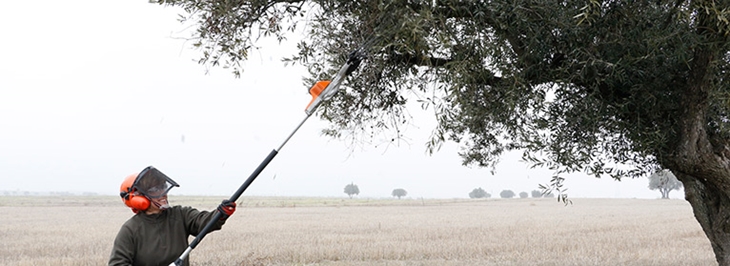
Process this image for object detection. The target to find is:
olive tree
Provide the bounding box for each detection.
[344,183,359,199]
[391,188,407,199]
[649,169,683,199]
[152,1,730,264]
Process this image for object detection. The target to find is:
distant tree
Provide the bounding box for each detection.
[344,183,359,199]
[544,192,555,198]
[649,169,683,199]
[519,192,528,198]
[469,187,488,199]
[531,190,542,198]
[392,188,407,199]
[500,190,515,199]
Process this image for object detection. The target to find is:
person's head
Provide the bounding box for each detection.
[119,166,179,213]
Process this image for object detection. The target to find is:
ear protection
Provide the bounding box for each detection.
[119,173,150,212]
[119,166,179,213]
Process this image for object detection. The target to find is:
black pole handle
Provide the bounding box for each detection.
[188,149,278,250]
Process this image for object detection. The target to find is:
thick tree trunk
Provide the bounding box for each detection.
[666,8,730,263]
[669,94,730,265]
[677,173,730,265]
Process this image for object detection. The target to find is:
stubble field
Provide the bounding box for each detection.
[0,196,716,266]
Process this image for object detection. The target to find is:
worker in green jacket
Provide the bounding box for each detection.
[109,166,236,266]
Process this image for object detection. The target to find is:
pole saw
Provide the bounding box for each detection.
[169,47,367,266]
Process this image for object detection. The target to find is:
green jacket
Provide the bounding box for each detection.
[108,205,225,266]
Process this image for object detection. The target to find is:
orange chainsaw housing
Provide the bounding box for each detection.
[305,80,331,111]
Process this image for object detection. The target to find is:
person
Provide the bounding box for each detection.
[108,166,236,266]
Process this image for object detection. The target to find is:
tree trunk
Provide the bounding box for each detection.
[669,101,730,265]
[666,9,730,263]
[677,173,730,265]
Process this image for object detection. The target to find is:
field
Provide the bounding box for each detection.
[0,196,716,266]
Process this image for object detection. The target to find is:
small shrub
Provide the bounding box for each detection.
[500,190,515,199]
[469,187,489,199]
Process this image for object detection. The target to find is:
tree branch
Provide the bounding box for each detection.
[387,52,451,67]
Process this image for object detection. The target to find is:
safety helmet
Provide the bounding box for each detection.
[119,166,179,212]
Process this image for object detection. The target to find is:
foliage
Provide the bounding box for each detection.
[468,187,489,199]
[151,0,726,198]
[391,188,407,199]
[500,190,515,199]
[531,190,542,198]
[344,183,359,199]
[519,192,528,198]
[151,0,727,179]
[153,1,730,261]
[648,169,683,199]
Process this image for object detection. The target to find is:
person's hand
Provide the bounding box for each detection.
[217,199,236,220]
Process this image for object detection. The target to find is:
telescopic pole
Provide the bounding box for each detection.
[169,50,364,266]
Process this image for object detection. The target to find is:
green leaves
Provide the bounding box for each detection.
[155,0,307,77]
[538,175,572,205]
[159,0,730,187]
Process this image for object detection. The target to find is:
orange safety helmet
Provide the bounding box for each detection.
[119,166,179,213]
[120,173,149,212]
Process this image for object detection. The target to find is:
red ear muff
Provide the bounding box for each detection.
[120,172,151,212]
[120,167,176,212]
[125,193,150,211]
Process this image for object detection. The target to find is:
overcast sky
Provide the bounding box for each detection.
[0,1,680,199]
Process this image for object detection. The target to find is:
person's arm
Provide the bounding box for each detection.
[108,225,135,266]
[182,200,236,235]
[182,206,224,235]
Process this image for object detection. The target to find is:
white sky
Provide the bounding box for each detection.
[0,1,680,199]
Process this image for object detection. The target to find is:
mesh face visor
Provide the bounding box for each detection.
[133,166,179,199]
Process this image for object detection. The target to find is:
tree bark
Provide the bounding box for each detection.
[664,5,730,263]
[669,72,730,264]
[677,173,730,265]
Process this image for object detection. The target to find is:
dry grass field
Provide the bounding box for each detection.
[0,196,716,266]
